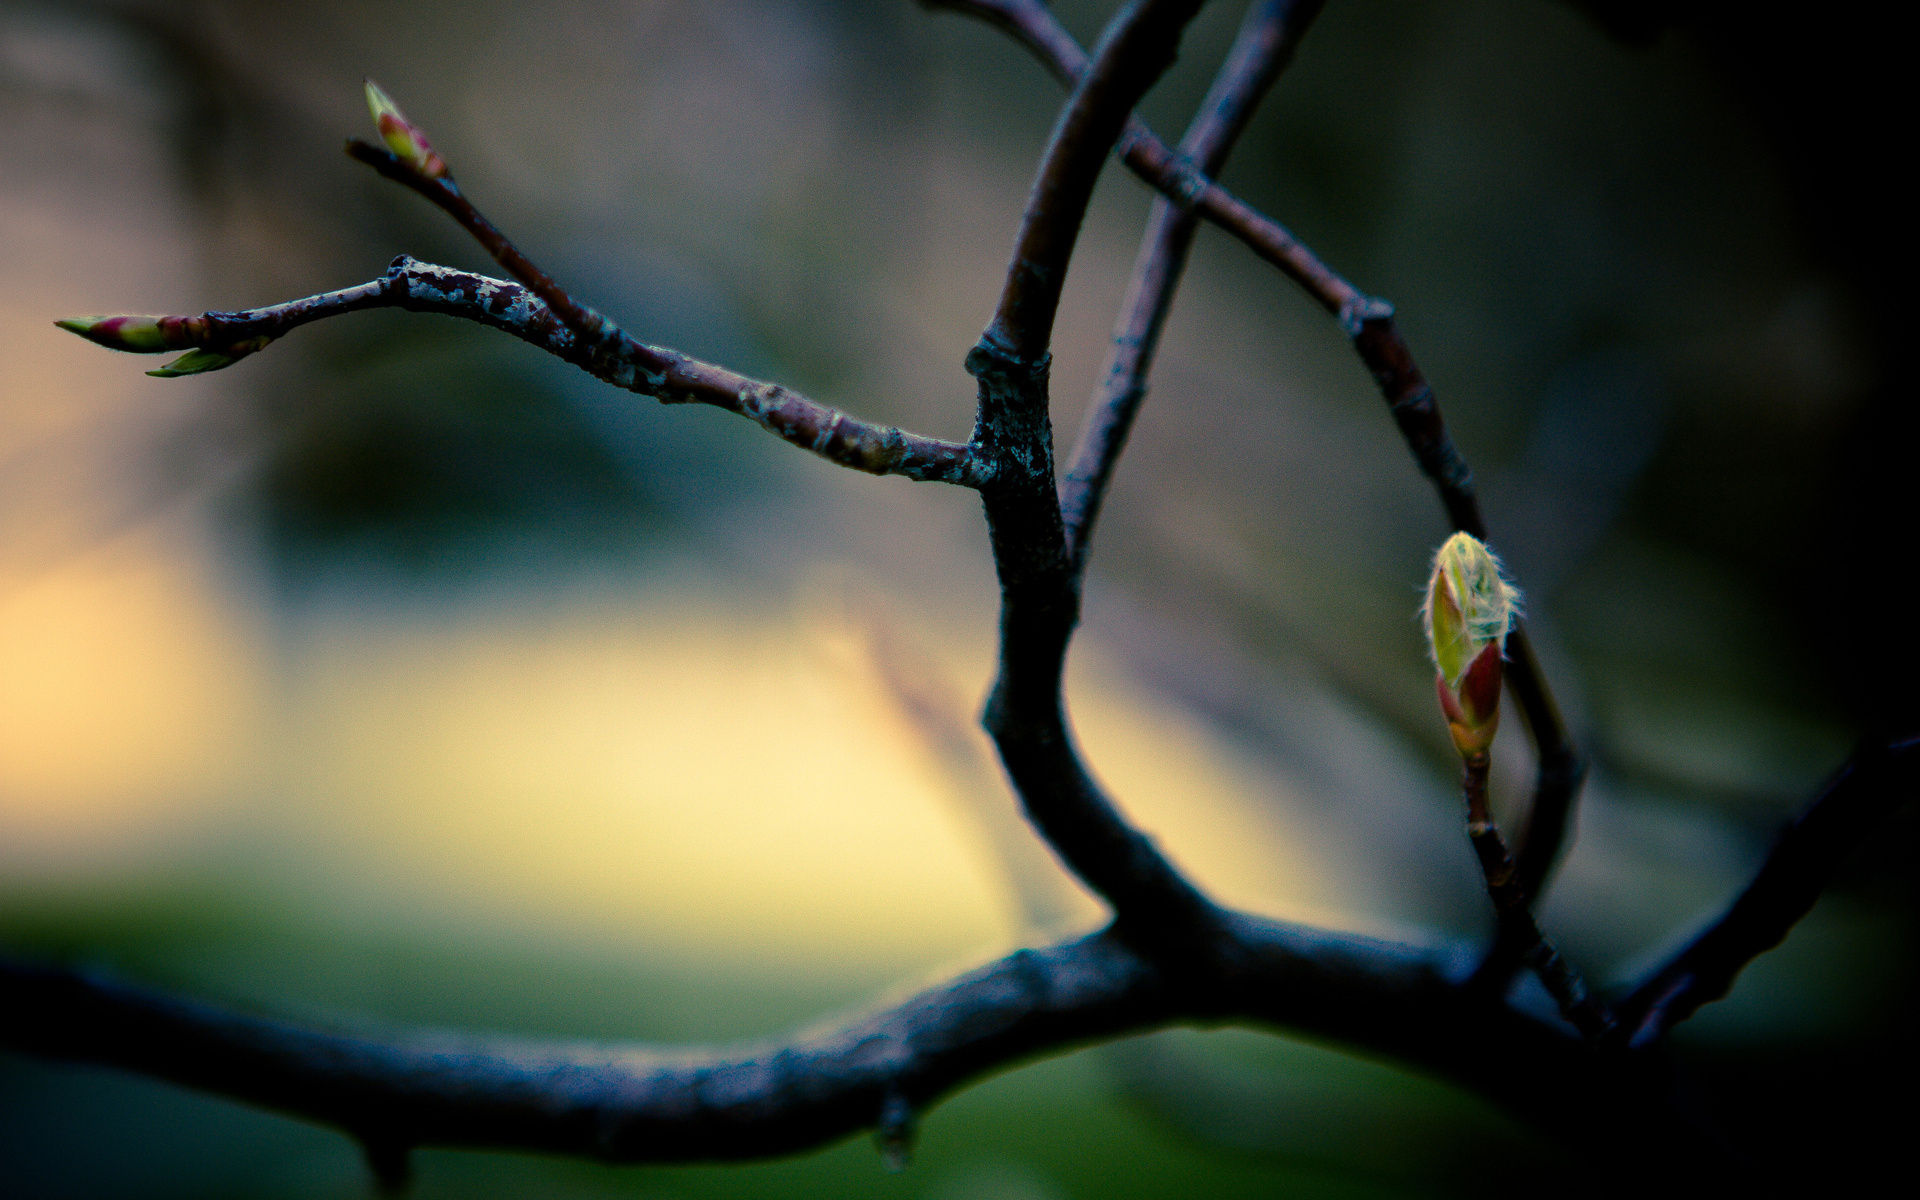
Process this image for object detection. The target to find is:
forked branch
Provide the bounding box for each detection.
[1061,0,1329,566]
[15,3,1907,1190]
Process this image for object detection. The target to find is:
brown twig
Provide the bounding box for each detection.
[1461,754,1611,1040]
[60,256,982,485]
[980,0,1208,363]
[1612,734,1920,1049]
[935,0,1583,908]
[1061,0,1329,569]
[345,140,626,364]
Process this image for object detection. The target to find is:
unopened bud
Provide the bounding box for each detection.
[364,80,449,180]
[146,336,271,378]
[55,314,207,353]
[1421,532,1520,758]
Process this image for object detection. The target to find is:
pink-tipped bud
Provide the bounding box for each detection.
[365,80,449,180]
[1421,532,1521,758]
[55,314,208,353]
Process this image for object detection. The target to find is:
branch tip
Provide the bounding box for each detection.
[363,79,450,180]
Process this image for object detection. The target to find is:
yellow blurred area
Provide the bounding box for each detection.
[1,561,1346,965]
[0,534,262,864]
[276,585,1346,964]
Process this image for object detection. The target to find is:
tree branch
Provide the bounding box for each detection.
[1460,755,1611,1040]
[936,0,1583,910]
[980,0,1209,363]
[4,913,1605,1167]
[58,256,983,486]
[1061,0,1328,569]
[1611,734,1920,1049]
[345,134,622,361]
[965,0,1221,947]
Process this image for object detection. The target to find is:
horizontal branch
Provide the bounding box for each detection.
[3,913,1604,1168]
[1612,734,1920,1048]
[59,256,984,487]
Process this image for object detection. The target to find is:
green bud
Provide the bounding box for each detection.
[55,314,205,353]
[365,80,449,180]
[145,336,271,378]
[1422,532,1520,757]
[1423,532,1519,685]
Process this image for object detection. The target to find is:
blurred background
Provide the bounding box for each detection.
[1,0,1910,1196]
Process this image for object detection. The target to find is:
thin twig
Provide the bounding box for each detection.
[1461,754,1611,1040]
[1612,734,1920,1048]
[64,257,982,486]
[345,140,625,362]
[935,0,1583,907]
[1061,0,1328,569]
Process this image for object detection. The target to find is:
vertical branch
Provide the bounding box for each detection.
[980,0,1208,363]
[1061,0,1328,568]
[1461,755,1610,1039]
[967,0,1220,945]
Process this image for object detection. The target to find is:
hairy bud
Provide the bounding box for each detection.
[364,80,449,180]
[1422,532,1520,757]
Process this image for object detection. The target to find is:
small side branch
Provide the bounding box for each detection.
[1061,0,1328,568]
[1612,735,1920,1049]
[342,88,985,486]
[59,257,981,486]
[939,0,1584,906]
[1460,756,1611,1040]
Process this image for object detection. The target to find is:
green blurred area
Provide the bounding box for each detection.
[2,0,1911,1195]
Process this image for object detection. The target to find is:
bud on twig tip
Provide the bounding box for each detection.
[56,315,177,353]
[364,79,449,180]
[1422,532,1520,758]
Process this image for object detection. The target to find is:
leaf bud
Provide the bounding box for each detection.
[1421,532,1521,758]
[54,314,207,353]
[364,80,449,180]
[146,336,271,378]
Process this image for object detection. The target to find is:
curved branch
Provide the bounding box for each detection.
[980,0,1208,363]
[58,256,982,486]
[965,0,1220,946]
[1612,734,1920,1049]
[937,0,1583,908]
[3,914,1595,1167]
